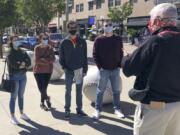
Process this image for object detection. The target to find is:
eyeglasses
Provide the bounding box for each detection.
[104,24,112,27]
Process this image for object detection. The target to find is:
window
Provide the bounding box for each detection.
[129,0,138,3]
[80,4,84,12]
[96,0,102,9]
[76,4,80,12]
[88,1,94,10]
[108,0,114,7]
[115,0,121,6]
[68,7,73,13]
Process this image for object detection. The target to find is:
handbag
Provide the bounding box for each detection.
[0,60,15,93]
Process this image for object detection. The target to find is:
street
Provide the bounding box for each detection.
[0,41,137,135]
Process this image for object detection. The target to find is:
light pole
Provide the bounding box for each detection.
[65,0,69,32]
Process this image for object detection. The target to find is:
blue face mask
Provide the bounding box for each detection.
[104,26,113,33]
[13,41,21,50]
[42,40,48,45]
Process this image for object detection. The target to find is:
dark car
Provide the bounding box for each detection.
[48,33,64,55]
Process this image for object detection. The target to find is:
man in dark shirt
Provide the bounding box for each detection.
[122,3,180,135]
[59,21,88,118]
[92,21,124,119]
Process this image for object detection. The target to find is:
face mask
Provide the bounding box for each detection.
[13,41,21,50]
[69,30,77,35]
[42,40,48,45]
[104,26,113,33]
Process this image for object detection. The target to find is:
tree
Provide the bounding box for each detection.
[16,0,65,33]
[108,1,133,35]
[0,0,17,58]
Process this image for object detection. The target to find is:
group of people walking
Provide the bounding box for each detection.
[5,3,180,135]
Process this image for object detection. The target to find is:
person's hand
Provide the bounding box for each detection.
[123,49,130,56]
[17,61,21,64]
[40,58,46,61]
[21,62,26,66]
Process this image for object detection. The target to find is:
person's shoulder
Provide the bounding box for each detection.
[113,34,122,40]
[95,35,105,41]
[34,44,41,50]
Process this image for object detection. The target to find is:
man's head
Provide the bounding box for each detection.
[103,21,113,36]
[67,21,78,36]
[148,3,177,32]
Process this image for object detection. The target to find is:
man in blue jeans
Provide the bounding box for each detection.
[59,21,88,118]
[93,21,124,119]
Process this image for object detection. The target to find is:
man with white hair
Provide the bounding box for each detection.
[122,3,180,135]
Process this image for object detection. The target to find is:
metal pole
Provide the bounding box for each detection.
[65,0,69,32]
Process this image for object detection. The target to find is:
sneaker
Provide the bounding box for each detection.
[20,113,30,120]
[114,109,125,119]
[77,110,87,117]
[93,110,100,120]
[11,116,20,125]
[64,111,70,119]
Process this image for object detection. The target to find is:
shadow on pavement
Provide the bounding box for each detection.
[50,108,133,135]
[50,79,66,85]
[91,101,136,121]
[18,120,71,135]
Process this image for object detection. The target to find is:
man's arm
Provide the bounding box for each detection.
[122,37,159,77]
[83,40,88,74]
[93,38,101,69]
[59,40,66,69]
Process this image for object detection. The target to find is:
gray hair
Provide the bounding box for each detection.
[150,3,177,22]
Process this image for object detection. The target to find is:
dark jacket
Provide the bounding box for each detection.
[93,35,123,70]
[7,49,31,75]
[59,35,88,73]
[122,26,180,104]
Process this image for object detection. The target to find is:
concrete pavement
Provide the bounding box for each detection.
[0,43,137,135]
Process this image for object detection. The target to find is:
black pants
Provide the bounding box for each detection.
[34,73,51,103]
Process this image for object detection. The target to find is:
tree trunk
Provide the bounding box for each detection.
[0,30,3,58]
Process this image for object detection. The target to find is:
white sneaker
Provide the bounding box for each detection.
[11,116,20,125]
[20,113,30,120]
[93,110,100,120]
[115,109,125,118]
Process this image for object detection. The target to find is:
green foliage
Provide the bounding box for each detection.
[127,28,137,37]
[16,0,65,27]
[108,2,133,23]
[0,0,17,30]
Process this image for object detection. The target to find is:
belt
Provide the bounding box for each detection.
[143,101,166,109]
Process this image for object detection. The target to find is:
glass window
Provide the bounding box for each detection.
[108,0,114,7]
[115,0,121,6]
[88,1,94,10]
[96,0,102,9]
[76,4,80,12]
[80,3,84,12]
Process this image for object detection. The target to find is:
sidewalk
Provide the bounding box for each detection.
[0,44,136,135]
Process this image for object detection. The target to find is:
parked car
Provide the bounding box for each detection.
[19,36,38,50]
[2,33,9,44]
[24,37,38,50]
[48,33,64,55]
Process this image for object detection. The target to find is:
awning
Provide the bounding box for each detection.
[48,23,57,28]
[127,16,150,27]
[87,0,94,2]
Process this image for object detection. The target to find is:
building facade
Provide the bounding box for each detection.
[49,0,180,34]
